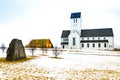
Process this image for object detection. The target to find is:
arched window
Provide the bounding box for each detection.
[104,43,106,47]
[82,44,84,48]
[76,18,77,23]
[98,43,101,48]
[74,19,75,23]
[62,45,64,49]
[87,43,89,48]
[93,43,95,47]
[73,37,75,45]
[87,38,89,40]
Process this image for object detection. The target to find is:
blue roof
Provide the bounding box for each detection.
[70,12,81,19]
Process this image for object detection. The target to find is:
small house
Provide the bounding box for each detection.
[25,39,53,48]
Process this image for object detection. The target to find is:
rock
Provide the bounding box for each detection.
[6,39,26,61]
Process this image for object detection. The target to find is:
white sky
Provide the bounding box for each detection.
[0,0,120,47]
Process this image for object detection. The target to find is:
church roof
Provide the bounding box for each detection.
[61,28,114,38]
[70,12,81,19]
[81,28,114,37]
[61,30,70,38]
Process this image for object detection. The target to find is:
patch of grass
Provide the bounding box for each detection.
[0,56,39,63]
[66,69,120,80]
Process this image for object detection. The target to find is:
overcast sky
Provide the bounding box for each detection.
[0,0,120,47]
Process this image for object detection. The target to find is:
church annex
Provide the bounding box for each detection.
[61,12,114,50]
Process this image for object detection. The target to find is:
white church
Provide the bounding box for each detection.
[61,12,114,50]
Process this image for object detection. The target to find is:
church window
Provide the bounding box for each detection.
[87,43,89,48]
[63,38,68,41]
[82,38,84,40]
[73,37,75,45]
[104,43,106,47]
[74,19,75,23]
[98,43,101,47]
[82,44,84,48]
[62,45,64,49]
[87,38,89,40]
[76,18,77,23]
[93,43,95,47]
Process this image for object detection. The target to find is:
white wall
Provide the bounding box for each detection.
[70,18,82,32]
[80,37,114,50]
[80,43,108,50]
[61,38,69,49]
[107,37,114,50]
[68,31,80,49]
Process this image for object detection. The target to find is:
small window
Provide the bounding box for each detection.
[74,19,75,23]
[104,43,106,47]
[62,45,64,49]
[63,38,68,41]
[87,43,89,48]
[104,37,106,40]
[76,18,77,23]
[73,37,75,45]
[93,38,95,40]
[93,43,95,47]
[98,43,101,48]
[87,38,89,40]
[98,37,100,40]
[82,44,84,48]
[82,38,84,40]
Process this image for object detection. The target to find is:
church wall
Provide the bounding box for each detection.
[80,37,114,50]
[80,42,109,50]
[107,37,114,50]
[68,31,80,49]
[70,18,82,32]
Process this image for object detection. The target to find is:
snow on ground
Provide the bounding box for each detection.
[27,49,120,79]
[29,49,120,71]
[0,49,120,79]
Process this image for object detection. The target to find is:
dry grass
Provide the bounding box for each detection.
[0,56,55,80]
[64,69,120,80]
[0,56,37,63]
[0,56,120,79]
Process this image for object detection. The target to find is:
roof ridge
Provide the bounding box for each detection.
[81,28,112,30]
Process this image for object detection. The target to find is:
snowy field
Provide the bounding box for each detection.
[0,49,120,79]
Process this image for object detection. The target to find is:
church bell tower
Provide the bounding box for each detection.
[69,12,82,49]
